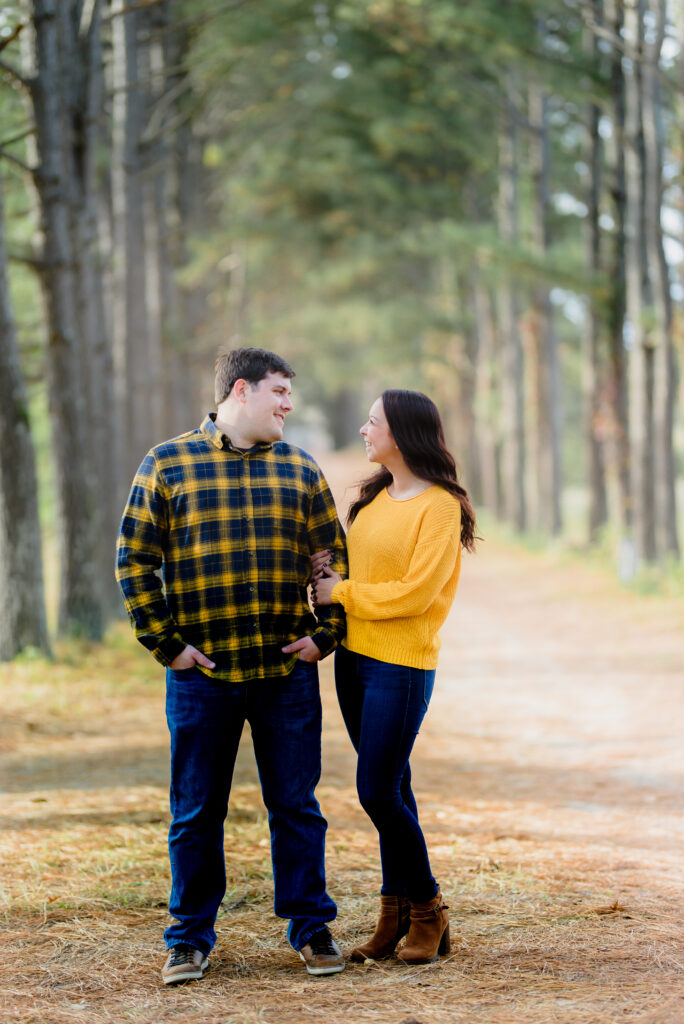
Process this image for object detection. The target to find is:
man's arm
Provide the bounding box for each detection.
[115,452,189,666]
[303,466,348,656]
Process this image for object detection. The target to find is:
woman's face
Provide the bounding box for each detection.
[360,397,397,464]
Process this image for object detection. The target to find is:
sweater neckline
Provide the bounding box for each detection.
[383,484,435,504]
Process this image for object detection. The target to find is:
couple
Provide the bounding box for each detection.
[116,347,476,985]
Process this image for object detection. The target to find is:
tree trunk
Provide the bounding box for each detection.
[583,0,608,543]
[678,0,684,438]
[641,0,679,559]
[146,0,183,443]
[623,0,656,564]
[604,0,631,542]
[497,86,526,532]
[0,172,50,660]
[111,0,153,483]
[471,263,501,515]
[139,3,166,447]
[528,78,562,536]
[63,0,119,613]
[446,272,481,503]
[27,0,103,638]
[171,50,213,432]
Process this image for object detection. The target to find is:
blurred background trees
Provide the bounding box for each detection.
[0,0,682,655]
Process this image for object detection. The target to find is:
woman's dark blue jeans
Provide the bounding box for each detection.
[334,646,438,902]
[164,660,336,955]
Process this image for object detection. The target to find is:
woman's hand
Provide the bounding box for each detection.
[313,564,343,606]
[311,548,332,581]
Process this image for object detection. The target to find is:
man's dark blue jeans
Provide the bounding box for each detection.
[335,646,438,903]
[164,660,336,954]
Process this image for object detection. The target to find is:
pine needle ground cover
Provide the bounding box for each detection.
[1,532,683,1024]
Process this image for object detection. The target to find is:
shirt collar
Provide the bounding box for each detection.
[200,413,274,454]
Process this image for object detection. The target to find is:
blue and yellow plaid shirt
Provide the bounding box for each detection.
[116,414,347,682]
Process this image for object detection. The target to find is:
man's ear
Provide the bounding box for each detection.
[232,378,250,403]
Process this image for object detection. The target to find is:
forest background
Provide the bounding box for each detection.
[0,0,683,656]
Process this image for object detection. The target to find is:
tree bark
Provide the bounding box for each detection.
[145,0,180,444]
[583,0,608,543]
[528,78,562,536]
[0,171,50,660]
[641,0,679,559]
[448,272,481,504]
[327,388,362,449]
[623,0,656,564]
[111,0,154,484]
[27,0,103,637]
[63,0,120,613]
[604,0,631,540]
[471,262,501,516]
[497,85,526,532]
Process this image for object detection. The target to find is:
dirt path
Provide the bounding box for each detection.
[1,451,683,1023]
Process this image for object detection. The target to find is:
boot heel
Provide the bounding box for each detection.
[438,923,450,956]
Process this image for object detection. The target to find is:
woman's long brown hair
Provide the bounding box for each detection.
[347,389,477,551]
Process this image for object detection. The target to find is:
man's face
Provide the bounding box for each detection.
[242,372,294,443]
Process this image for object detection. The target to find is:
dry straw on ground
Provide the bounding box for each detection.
[1,479,683,1022]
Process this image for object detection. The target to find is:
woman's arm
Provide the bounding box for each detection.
[329,502,461,620]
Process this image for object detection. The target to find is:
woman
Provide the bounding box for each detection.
[312,389,476,965]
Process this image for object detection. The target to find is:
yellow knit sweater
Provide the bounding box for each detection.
[331,486,462,669]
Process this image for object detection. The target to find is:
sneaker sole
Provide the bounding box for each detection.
[299,953,345,976]
[163,958,209,985]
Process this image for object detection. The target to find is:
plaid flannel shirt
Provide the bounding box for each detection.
[116,414,347,682]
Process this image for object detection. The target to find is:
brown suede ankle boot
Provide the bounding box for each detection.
[349,895,411,962]
[397,890,450,965]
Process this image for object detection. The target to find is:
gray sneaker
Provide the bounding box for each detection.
[162,944,209,985]
[299,927,345,976]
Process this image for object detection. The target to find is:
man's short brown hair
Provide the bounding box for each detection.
[215,348,295,405]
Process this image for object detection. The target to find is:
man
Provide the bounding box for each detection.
[116,348,347,984]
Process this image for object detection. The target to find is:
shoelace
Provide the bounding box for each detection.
[168,945,196,966]
[309,930,337,956]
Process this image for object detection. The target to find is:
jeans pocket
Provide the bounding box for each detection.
[421,670,435,712]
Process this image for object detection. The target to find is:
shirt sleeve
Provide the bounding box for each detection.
[331,500,461,621]
[305,466,348,657]
[115,452,186,666]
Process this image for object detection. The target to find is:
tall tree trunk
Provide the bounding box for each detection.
[641,0,679,559]
[623,0,656,564]
[111,0,153,484]
[327,388,362,449]
[528,78,562,535]
[145,0,182,443]
[0,172,50,660]
[584,0,608,543]
[497,84,526,532]
[167,25,213,432]
[160,25,200,438]
[139,3,165,447]
[604,0,631,543]
[174,120,216,423]
[64,0,119,613]
[27,0,103,638]
[447,271,481,503]
[472,263,502,516]
[678,0,684,432]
